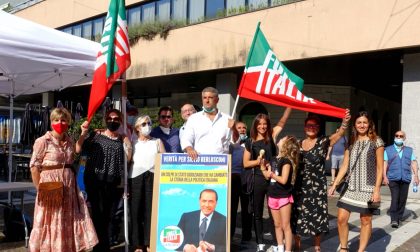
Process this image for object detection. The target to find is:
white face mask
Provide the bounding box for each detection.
[140,125,151,136]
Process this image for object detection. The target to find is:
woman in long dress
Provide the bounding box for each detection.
[292,110,350,252]
[29,108,98,252]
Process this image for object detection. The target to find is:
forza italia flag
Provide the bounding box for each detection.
[87,0,131,121]
[238,23,346,118]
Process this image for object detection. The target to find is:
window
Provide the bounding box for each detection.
[128,6,141,25]
[226,0,246,15]
[189,0,205,23]
[62,27,72,34]
[82,21,93,40]
[142,2,156,23]
[93,17,104,40]
[157,0,171,21]
[206,0,225,19]
[248,0,268,10]
[172,0,187,22]
[73,24,82,37]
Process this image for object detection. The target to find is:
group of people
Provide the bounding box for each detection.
[28,85,418,252]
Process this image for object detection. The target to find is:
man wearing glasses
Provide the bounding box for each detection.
[151,106,182,153]
[383,130,419,228]
[179,103,197,140]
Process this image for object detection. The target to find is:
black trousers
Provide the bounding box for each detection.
[252,173,269,244]
[231,173,252,240]
[109,187,124,243]
[389,180,410,222]
[129,171,154,248]
[85,179,118,252]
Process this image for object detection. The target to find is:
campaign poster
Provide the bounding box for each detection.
[150,153,230,252]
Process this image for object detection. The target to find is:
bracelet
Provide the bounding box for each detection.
[341,123,348,129]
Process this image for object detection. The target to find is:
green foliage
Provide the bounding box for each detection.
[227,5,248,16]
[67,114,104,143]
[128,20,185,45]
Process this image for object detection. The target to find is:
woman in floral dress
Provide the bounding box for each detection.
[29,108,98,252]
[292,110,350,252]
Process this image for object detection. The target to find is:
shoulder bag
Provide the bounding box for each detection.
[335,141,367,196]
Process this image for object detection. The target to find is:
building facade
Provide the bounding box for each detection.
[9,0,420,189]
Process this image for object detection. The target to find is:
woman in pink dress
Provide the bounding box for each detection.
[29,108,98,252]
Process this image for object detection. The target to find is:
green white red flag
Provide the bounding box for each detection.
[87,0,131,121]
[238,23,346,118]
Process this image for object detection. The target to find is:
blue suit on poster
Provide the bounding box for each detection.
[177,210,226,252]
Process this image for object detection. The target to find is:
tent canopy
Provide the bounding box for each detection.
[0,10,99,97]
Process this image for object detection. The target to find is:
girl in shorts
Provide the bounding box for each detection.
[261,136,299,252]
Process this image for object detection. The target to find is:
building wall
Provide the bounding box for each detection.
[16,0,420,80]
[402,53,420,199]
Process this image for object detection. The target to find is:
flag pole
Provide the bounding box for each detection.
[121,73,129,252]
[230,94,240,119]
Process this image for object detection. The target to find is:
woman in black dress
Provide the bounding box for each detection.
[243,108,291,252]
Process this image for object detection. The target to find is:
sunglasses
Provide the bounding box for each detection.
[106,117,120,122]
[160,115,172,119]
[140,122,152,127]
[305,124,319,129]
[395,134,404,138]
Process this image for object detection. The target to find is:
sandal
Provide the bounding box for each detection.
[340,248,349,251]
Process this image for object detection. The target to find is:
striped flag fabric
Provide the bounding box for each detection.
[238,23,346,118]
[87,0,131,121]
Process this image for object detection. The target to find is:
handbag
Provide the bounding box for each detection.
[335,179,348,195]
[241,140,255,195]
[241,168,254,195]
[38,181,64,208]
[335,141,367,196]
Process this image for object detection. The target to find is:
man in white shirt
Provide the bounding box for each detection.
[181,87,234,159]
[179,103,197,140]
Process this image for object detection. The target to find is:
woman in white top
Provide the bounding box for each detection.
[129,115,165,252]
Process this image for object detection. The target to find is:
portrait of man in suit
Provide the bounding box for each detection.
[177,188,227,252]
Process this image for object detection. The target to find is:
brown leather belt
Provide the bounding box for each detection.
[41,164,72,171]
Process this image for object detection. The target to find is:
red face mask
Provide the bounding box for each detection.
[51,123,68,134]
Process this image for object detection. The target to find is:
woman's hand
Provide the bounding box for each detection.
[342,109,351,126]
[372,190,381,203]
[80,121,89,135]
[327,184,336,197]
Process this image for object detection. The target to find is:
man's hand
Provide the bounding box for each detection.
[415,175,419,185]
[199,241,215,252]
[185,146,198,160]
[383,176,389,185]
[183,244,197,252]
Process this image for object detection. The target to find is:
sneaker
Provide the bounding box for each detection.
[391,221,399,228]
[256,244,265,252]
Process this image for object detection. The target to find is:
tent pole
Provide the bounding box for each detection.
[8,82,14,202]
[121,75,129,252]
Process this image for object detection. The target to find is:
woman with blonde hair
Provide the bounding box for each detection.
[129,115,165,252]
[328,111,384,252]
[261,136,299,252]
[30,107,98,251]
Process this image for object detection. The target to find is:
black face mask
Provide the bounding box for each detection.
[106,121,121,132]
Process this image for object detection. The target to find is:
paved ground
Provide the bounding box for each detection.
[1,179,420,251]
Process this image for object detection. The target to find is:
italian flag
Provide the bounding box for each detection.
[87,0,131,121]
[238,23,346,118]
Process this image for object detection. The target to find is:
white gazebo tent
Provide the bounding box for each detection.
[0,10,99,183]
